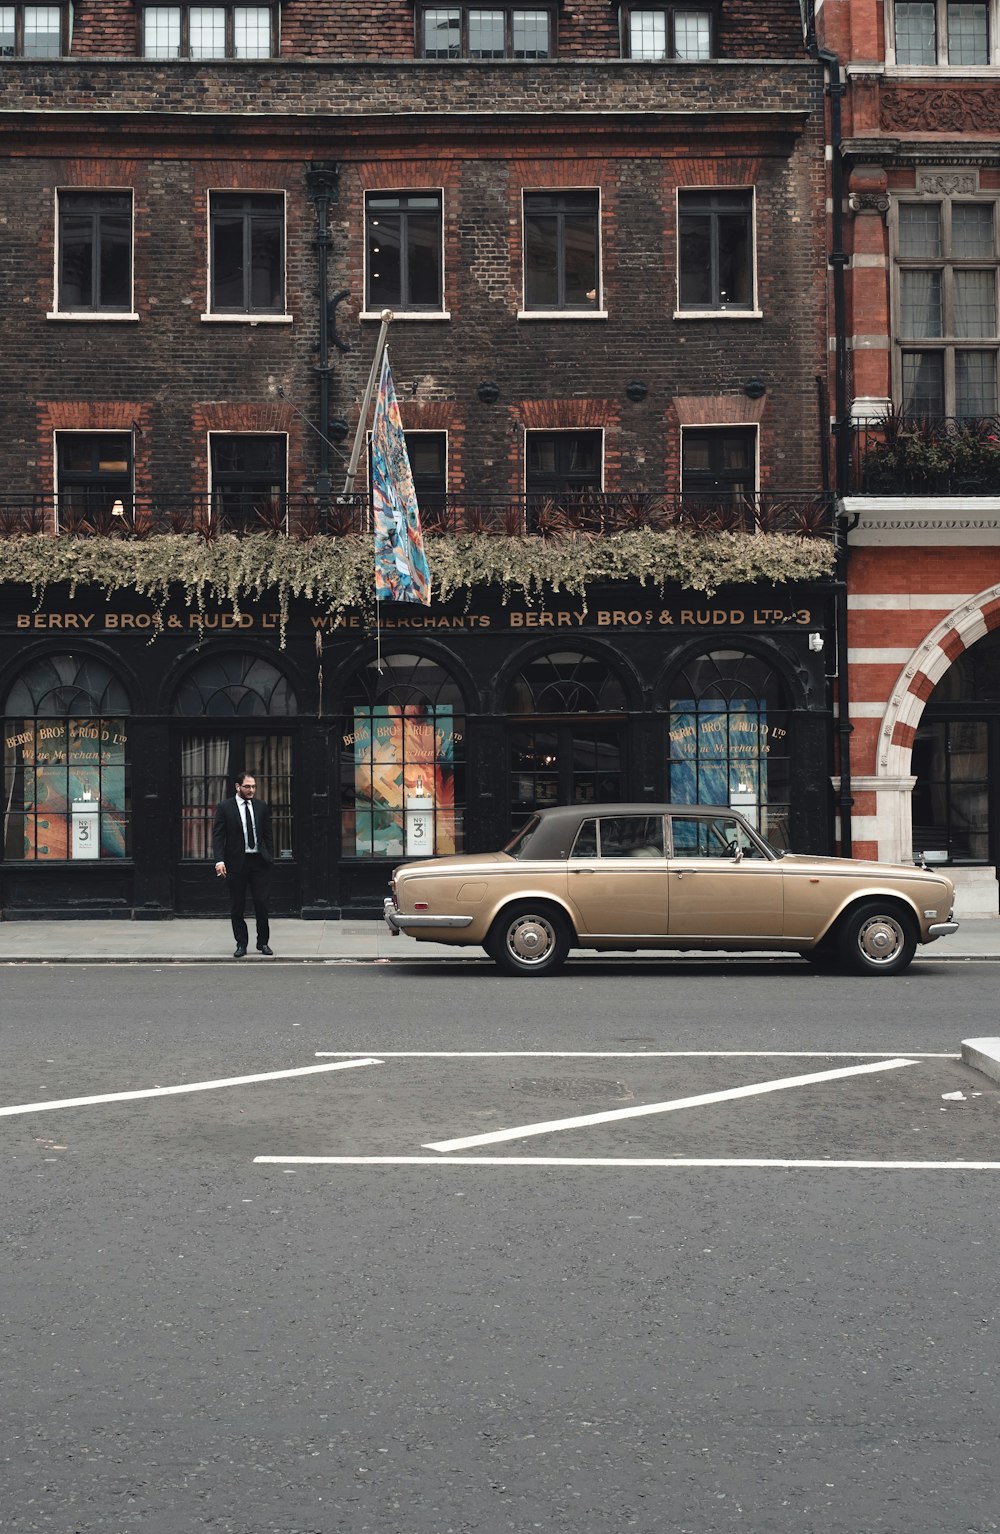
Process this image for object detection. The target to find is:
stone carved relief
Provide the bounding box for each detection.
[882,88,1000,134]
[916,169,979,195]
[849,191,890,215]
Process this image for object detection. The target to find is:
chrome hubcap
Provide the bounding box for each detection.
[507,914,556,965]
[858,914,904,964]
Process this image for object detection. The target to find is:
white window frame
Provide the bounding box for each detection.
[201,188,292,324]
[361,188,450,321]
[52,428,136,533]
[885,0,998,69]
[207,430,290,532]
[674,185,762,320]
[48,187,138,321]
[523,426,607,496]
[518,186,607,320]
[679,422,761,527]
[889,187,1000,417]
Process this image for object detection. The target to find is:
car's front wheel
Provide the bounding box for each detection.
[486,902,572,977]
[837,901,918,976]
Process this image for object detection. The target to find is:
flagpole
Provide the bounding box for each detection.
[341,309,394,497]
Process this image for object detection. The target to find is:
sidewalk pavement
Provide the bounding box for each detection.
[0,915,998,964]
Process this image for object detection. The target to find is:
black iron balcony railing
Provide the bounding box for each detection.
[851,414,1000,497]
[0,489,835,540]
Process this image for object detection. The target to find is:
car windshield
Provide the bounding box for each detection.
[503,818,540,859]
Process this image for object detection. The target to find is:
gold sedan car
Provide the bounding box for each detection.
[384,803,959,977]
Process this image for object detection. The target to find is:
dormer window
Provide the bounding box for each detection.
[419,5,553,59]
[0,4,64,56]
[620,4,713,60]
[140,3,275,59]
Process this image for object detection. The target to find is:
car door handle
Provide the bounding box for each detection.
[570,868,595,875]
[674,869,698,877]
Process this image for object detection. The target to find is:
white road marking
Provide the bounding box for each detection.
[315,1049,958,1059]
[0,1058,382,1118]
[255,1155,1000,1171]
[424,1057,919,1153]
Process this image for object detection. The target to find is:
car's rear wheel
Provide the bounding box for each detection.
[486,902,572,977]
[837,900,918,976]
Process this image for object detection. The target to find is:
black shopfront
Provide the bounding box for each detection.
[0,581,835,919]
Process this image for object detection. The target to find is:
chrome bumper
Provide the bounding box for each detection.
[383,897,474,934]
[928,920,960,939]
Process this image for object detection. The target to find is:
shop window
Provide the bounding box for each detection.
[620,5,713,58]
[140,3,275,57]
[677,189,754,311]
[56,432,134,527]
[174,654,296,861]
[0,4,63,55]
[420,5,552,58]
[2,654,131,862]
[523,191,601,311]
[341,654,465,858]
[209,192,284,314]
[505,651,626,825]
[894,196,999,418]
[56,192,132,314]
[365,192,444,313]
[891,1,990,64]
[209,434,287,532]
[667,649,790,848]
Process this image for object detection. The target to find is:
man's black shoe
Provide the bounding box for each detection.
[234,944,248,958]
[257,943,274,956]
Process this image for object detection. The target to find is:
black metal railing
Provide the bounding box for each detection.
[851,414,1000,496]
[0,489,836,540]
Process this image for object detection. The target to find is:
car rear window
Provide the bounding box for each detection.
[504,817,540,859]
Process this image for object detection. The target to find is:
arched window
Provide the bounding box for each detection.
[505,649,627,714]
[341,653,465,858]
[504,649,626,824]
[2,653,130,861]
[173,653,297,717]
[668,649,791,848]
[173,653,297,862]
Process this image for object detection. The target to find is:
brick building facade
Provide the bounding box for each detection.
[0,2,837,918]
[813,0,1000,914]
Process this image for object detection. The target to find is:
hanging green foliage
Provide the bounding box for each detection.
[0,531,835,644]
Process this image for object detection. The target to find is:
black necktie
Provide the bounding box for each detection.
[244,801,255,851]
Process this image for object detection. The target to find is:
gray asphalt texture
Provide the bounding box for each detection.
[3,963,999,1534]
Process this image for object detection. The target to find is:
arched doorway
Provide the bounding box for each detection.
[172,651,299,912]
[504,649,628,829]
[911,629,1000,867]
[666,648,792,849]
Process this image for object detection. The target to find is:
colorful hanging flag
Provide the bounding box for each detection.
[371,352,431,605]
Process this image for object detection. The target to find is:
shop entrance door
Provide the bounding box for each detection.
[911,716,995,867]
[173,731,299,914]
[507,721,624,831]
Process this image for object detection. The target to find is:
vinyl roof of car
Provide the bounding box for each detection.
[532,804,735,822]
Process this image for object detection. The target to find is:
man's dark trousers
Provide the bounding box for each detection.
[228,854,270,949]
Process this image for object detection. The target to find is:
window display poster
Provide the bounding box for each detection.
[668,700,766,824]
[353,703,456,856]
[3,719,128,860]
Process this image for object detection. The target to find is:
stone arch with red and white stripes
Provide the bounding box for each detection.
[878,583,1000,776]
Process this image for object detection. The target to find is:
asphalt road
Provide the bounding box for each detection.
[3,961,1000,1534]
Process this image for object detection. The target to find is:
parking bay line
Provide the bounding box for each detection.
[316,1050,959,1059]
[0,1057,382,1118]
[255,1155,1000,1171]
[423,1057,919,1153]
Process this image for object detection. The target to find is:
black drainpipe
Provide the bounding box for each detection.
[806,8,855,856]
[305,163,343,530]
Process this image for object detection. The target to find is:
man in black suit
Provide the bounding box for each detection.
[213,771,275,957]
